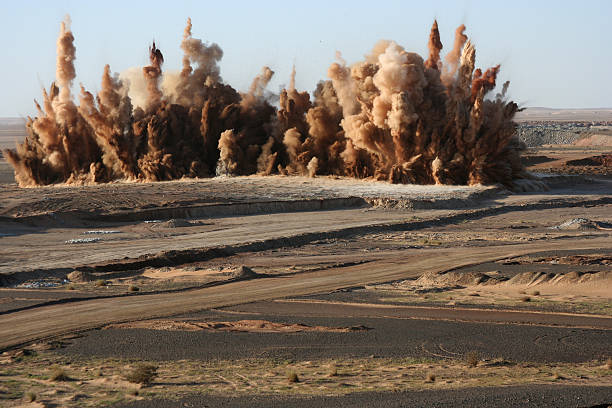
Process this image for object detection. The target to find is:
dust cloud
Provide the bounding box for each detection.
[4,17,527,188]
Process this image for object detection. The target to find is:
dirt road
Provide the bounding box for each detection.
[1,237,609,351]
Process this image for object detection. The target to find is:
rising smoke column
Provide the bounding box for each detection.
[4,17,527,188]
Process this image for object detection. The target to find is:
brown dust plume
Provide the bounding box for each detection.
[4,18,528,188]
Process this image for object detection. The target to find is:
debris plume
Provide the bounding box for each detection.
[4,17,527,188]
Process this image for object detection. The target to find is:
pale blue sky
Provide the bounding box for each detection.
[1,0,610,117]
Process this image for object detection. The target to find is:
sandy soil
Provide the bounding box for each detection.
[523,145,611,177]
[0,163,610,406]
[105,318,369,333]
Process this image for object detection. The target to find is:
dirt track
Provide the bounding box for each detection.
[0,172,610,407]
[1,236,609,351]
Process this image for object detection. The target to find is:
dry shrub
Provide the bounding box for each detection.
[50,367,71,381]
[531,290,540,296]
[24,392,36,402]
[287,372,300,383]
[425,372,436,383]
[124,364,158,385]
[606,358,612,370]
[128,285,139,292]
[95,279,107,287]
[520,296,531,302]
[328,364,338,377]
[466,351,479,368]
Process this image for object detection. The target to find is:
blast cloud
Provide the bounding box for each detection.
[4,17,527,188]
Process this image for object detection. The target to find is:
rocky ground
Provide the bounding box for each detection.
[0,113,610,407]
[517,122,612,147]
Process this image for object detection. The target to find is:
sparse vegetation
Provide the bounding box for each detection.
[3,352,610,406]
[95,279,107,287]
[24,391,36,402]
[50,367,71,381]
[421,238,442,246]
[328,364,338,377]
[124,364,158,385]
[466,351,479,368]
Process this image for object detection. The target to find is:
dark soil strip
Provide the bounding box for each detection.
[113,385,612,408]
[56,311,612,363]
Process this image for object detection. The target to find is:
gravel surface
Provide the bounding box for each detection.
[56,310,612,363]
[113,385,612,408]
[518,122,588,147]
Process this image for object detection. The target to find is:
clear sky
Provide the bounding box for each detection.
[1,0,610,117]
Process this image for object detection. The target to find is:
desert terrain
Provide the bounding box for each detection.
[0,111,611,407]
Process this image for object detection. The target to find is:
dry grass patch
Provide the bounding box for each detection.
[328,364,338,377]
[4,352,612,407]
[24,391,36,402]
[50,367,71,381]
[465,351,479,368]
[123,364,158,385]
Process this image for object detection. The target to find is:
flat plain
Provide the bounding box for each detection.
[0,113,610,407]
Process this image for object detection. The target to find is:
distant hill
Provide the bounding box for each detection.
[0,118,27,151]
[0,117,26,126]
[515,107,612,122]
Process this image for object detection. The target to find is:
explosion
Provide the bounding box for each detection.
[4,17,528,187]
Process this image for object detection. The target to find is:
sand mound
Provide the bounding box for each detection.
[225,266,257,279]
[106,319,370,333]
[507,271,611,287]
[551,218,612,230]
[391,268,611,293]
[140,265,257,281]
[506,272,553,286]
[415,271,500,287]
[141,267,223,280]
[149,218,193,228]
[67,270,96,283]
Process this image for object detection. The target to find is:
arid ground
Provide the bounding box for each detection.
[0,113,610,407]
